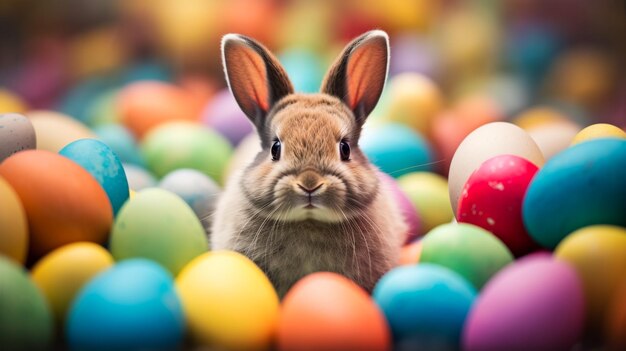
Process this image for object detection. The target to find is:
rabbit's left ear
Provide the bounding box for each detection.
[321,30,389,125]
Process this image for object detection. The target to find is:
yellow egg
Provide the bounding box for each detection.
[0,176,28,264]
[571,123,626,145]
[26,111,96,152]
[555,225,626,335]
[0,88,27,113]
[397,172,454,234]
[176,251,279,350]
[31,242,114,323]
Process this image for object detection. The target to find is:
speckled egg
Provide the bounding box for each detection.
[0,113,36,162]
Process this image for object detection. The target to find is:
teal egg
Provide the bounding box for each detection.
[278,49,325,93]
[60,138,129,215]
[66,259,185,351]
[373,263,477,349]
[0,256,53,351]
[59,76,117,123]
[360,123,433,177]
[94,124,145,166]
[523,138,626,249]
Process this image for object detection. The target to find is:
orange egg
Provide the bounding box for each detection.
[119,81,205,139]
[0,150,112,260]
[277,272,390,351]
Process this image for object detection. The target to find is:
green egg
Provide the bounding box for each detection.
[109,188,208,276]
[420,223,514,289]
[0,256,53,351]
[141,122,233,184]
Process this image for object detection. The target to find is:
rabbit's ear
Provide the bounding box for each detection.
[321,30,389,125]
[221,34,294,129]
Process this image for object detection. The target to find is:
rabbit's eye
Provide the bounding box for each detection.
[271,140,281,161]
[340,140,351,161]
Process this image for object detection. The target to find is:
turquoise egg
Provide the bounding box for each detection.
[60,138,129,215]
[361,123,433,177]
[278,49,325,93]
[523,138,626,249]
[66,259,185,351]
[373,263,477,349]
[94,124,145,166]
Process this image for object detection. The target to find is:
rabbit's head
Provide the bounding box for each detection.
[222,30,389,222]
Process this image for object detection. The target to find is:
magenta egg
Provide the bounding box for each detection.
[379,172,421,244]
[457,154,539,256]
[201,89,253,146]
[463,255,585,351]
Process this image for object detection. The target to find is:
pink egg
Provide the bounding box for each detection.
[463,255,585,351]
[457,154,539,256]
[378,172,421,244]
[201,89,253,146]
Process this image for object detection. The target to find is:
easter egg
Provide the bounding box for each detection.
[388,34,439,77]
[110,188,207,276]
[571,123,626,145]
[278,272,390,351]
[361,123,433,178]
[278,49,325,94]
[523,139,626,248]
[373,263,476,349]
[59,76,118,123]
[449,122,544,214]
[383,73,443,136]
[398,240,423,266]
[66,259,185,351]
[526,120,581,160]
[93,124,145,166]
[176,251,279,350]
[457,155,540,256]
[554,225,626,335]
[0,88,27,113]
[123,163,157,190]
[31,242,114,323]
[158,169,220,228]
[420,223,513,289]
[201,89,253,146]
[26,110,97,152]
[141,121,233,184]
[60,139,130,215]
[0,177,28,263]
[85,89,121,127]
[0,150,112,259]
[463,255,585,351]
[0,113,36,162]
[397,172,453,234]
[378,172,420,242]
[0,256,53,351]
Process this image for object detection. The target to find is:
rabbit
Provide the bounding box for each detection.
[211,30,407,297]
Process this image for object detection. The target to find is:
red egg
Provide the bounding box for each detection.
[457,154,539,256]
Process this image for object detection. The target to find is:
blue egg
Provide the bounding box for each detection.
[94,124,145,167]
[373,263,477,349]
[278,49,325,93]
[60,139,129,215]
[66,259,185,351]
[523,138,626,249]
[360,123,433,177]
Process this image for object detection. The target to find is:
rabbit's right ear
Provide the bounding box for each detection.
[221,34,294,130]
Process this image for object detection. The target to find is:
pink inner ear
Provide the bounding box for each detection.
[227,43,270,112]
[346,40,387,112]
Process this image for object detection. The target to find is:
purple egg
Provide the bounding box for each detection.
[201,89,254,146]
[389,33,440,79]
[463,255,585,351]
[378,172,421,244]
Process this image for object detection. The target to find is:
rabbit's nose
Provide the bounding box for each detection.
[295,170,325,195]
[297,183,323,194]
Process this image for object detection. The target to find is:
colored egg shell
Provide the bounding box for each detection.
[378,172,421,243]
[526,120,581,160]
[457,154,540,256]
[59,76,118,124]
[463,255,585,351]
[278,272,390,351]
[85,89,121,127]
[141,122,233,184]
[0,88,27,113]
[397,172,454,234]
[554,225,626,335]
[175,251,279,350]
[0,176,28,264]
[361,123,433,178]
[31,242,114,323]
[200,89,253,146]
[60,139,130,215]
[571,123,626,145]
[66,259,185,351]
[0,150,112,260]
[26,110,97,152]
[0,256,53,351]
[123,163,157,190]
[398,240,423,266]
[110,188,207,276]
[449,122,545,214]
[0,113,36,162]
[523,139,626,248]
[420,223,513,289]
[373,263,476,349]
[93,124,145,166]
